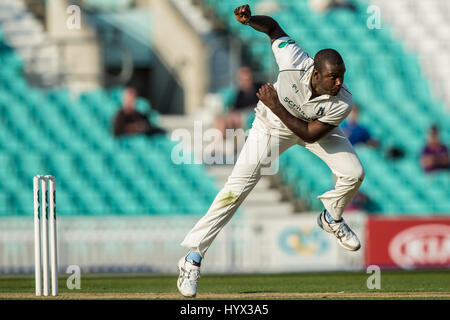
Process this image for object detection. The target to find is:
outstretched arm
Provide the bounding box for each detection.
[256,84,335,143]
[234,4,288,44]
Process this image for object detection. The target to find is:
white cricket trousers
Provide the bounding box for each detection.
[181,115,365,257]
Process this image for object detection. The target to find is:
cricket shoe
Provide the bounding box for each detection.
[317,210,361,251]
[177,255,201,298]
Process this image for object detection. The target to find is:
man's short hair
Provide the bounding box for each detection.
[314,49,344,72]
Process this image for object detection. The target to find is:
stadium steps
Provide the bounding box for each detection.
[209,164,295,216]
[209,165,274,193]
[170,0,213,35]
[0,0,60,86]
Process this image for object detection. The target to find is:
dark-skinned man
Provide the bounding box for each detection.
[177,4,365,297]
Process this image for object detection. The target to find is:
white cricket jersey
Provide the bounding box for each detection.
[255,36,353,131]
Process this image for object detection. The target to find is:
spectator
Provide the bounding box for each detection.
[215,66,264,138]
[112,87,165,137]
[341,106,379,148]
[420,124,449,173]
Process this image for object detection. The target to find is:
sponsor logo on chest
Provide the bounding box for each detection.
[282,96,312,121]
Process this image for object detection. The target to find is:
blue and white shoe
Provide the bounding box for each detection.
[317,210,361,251]
[177,254,201,298]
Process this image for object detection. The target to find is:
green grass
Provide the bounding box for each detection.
[1,269,449,299]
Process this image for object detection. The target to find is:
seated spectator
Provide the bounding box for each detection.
[112,87,165,137]
[420,124,449,173]
[341,106,380,148]
[215,66,264,138]
[385,145,405,160]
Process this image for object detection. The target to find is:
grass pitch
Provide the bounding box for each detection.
[0,269,449,300]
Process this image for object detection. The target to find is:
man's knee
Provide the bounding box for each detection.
[340,164,365,185]
[352,164,365,183]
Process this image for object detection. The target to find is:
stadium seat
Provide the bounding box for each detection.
[204,0,450,215]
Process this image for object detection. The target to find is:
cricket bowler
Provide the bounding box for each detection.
[177,4,365,297]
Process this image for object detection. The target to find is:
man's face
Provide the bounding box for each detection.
[313,62,346,96]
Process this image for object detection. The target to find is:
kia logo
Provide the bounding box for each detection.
[388,224,450,269]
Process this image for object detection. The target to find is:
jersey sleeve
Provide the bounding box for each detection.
[272,36,310,70]
[318,103,353,127]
